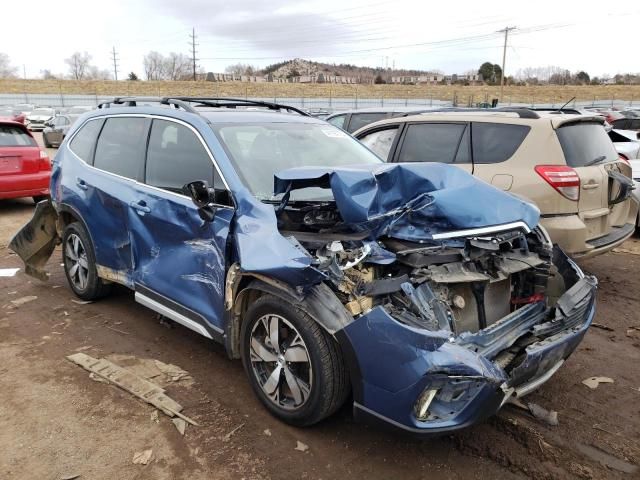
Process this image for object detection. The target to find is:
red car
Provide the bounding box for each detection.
[0,120,51,202]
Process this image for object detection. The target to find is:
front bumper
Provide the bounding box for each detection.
[338,254,596,436]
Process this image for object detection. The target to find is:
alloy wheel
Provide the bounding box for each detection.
[65,233,89,291]
[249,314,312,410]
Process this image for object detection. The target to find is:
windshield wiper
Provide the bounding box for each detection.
[585,155,606,166]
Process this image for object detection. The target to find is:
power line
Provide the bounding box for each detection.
[189,27,198,81]
[497,26,517,102]
[111,46,120,81]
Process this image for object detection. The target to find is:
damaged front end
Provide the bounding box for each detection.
[270,164,597,434]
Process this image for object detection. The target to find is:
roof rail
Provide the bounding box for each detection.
[419,107,540,119]
[170,97,310,116]
[96,96,310,117]
[97,97,198,113]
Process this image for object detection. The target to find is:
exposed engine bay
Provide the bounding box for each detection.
[277,201,566,337]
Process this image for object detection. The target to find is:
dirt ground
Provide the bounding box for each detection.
[1,136,639,479]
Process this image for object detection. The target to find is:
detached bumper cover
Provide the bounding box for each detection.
[339,274,597,435]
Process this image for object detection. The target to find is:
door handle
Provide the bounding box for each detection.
[76,178,88,190]
[129,200,151,214]
[582,183,600,190]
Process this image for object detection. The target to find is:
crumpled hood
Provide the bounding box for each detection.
[274,163,540,241]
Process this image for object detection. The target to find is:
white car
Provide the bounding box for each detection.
[609,129,640,162]
[26,107,58,131]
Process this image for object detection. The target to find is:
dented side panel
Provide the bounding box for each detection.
[127,184,233,334]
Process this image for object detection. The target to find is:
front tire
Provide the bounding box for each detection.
[62,222,111,300]
[241,294,349,426]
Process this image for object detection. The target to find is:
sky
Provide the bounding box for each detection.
[4,0,640,79]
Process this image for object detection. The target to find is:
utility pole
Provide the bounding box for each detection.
[189,28,198,81]
[111,46,119,81]
[497,26,516,103]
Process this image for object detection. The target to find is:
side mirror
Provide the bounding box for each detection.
[184,180,213,208]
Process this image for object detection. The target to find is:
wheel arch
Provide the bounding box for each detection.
[224,266,354,360]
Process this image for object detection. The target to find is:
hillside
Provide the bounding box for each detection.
[260,58,435,81]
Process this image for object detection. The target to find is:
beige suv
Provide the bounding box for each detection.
[353,109,638,258]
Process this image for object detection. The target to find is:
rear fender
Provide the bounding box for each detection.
[8,200,60,281]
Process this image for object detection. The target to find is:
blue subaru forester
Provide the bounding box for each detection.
[10,97,596,434]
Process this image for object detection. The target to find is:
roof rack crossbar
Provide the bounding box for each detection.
[97,96,199,113]
[169,97,310,116]
[418,107,540,119]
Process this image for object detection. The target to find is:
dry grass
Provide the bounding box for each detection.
[2,79,640,105]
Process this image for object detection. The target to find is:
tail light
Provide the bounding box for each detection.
[535,165,580,201]
[38,150,51,171]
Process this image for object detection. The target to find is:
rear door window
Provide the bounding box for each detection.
[327,114,347,130]
[358,127,399,160]
[145,119,215,193]
[396,123,469,164]
[93,117,148,180]
[556,122,618,167]
[347,113,389,133]
[471,123,530,164]
[0,125,36,146]
[69,119,104,164]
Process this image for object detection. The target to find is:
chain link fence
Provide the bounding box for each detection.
[1,92,639,111]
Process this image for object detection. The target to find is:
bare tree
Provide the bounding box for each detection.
[143,51,166,80]
[86,66,112,80]
[225,63,256,76]
[0,53,18,78]
[164,52,191,80]
[65,52,92,80]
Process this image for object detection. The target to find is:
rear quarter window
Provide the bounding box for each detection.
[471,123,530,164]
[0,125,36,146]
[556,122,618,167]
[93,117,148,180]
[327,114,347,130]
[69,119,104,164]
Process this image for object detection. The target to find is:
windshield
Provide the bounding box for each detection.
[31,108,54,116]
[556,122,618,167]
[212,122,382,201]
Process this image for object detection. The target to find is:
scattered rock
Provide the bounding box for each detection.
[295,440,309,452]
[150,410,159,423]
[71,299,93,305]
[60,475,81,480]
[132,449,153,465]
[172,417,187,435]
[582,377,614,389]
[263,429,272,437]
[10,295,37,307]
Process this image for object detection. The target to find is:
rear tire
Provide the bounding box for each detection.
[62,222,111,300]
[240,294,349,427]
